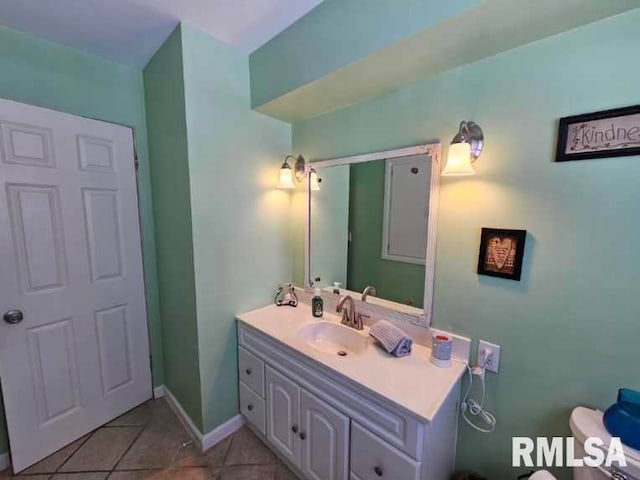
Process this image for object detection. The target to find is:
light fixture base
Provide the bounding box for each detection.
[294,155,307,183]
[452,121,484,162]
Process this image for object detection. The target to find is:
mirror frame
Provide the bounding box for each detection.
[304,142,441,326]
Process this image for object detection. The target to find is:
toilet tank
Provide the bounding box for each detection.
[570,407,640,480]
[572,439,612,480]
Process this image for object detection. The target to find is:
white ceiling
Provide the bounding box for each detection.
[0,0,324,67]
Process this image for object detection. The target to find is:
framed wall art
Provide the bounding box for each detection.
[477,228,527,281]
[555,105,640,162]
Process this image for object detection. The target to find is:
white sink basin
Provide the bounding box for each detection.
[298,322,369,356]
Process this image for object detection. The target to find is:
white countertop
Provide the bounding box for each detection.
[236,304,467,423]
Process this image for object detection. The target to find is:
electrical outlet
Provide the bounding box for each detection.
[477,340,501,373]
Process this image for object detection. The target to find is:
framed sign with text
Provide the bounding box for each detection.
[555,105,640,162]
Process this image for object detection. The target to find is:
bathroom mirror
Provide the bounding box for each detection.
[306,143,441,326]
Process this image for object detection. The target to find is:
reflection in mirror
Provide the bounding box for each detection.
[307,144,440,325]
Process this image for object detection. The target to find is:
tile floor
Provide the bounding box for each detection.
[1,399,297,480]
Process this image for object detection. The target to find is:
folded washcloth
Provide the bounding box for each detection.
[369,320,413,357]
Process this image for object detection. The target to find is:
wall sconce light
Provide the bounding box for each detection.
[442,121,484,176]
[276,155,296,189]
[309,168,321,191]
[277,155,321,191]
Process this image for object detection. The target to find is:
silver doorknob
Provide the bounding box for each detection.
[3,310,24,324]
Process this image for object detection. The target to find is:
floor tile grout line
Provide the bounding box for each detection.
[52,424,146,476]
[219,428,238,476]
[108,421,150,474]
[51,428,97,475]
[11,401,293,479]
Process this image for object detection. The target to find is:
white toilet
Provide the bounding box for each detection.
[570,406,640,479]
[530,471,557,479]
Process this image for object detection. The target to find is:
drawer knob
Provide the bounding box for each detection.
[247,404,253,411]
[291,425,298,434]
[245,368,252,375]
[299,432,306,440]
[374,466,383,477]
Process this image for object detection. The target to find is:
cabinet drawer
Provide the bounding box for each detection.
[350,423,419,480]
[239,381,266,435]
[239,346,265,397]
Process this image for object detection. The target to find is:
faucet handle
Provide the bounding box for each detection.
[354,312,370,330]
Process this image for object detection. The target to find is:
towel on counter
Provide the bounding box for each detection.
[369,320,413,357]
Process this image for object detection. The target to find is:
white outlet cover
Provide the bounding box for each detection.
[477,340,501,373]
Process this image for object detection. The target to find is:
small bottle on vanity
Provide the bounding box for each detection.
[312,288,324,318]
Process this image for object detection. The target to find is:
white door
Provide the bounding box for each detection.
[300,389,349,480]
[266,366,300,466]
[382,155,430,264]
[0,98,152,472]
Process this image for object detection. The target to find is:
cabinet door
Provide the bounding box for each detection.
[266,366,300,466]
[300,389,350,480]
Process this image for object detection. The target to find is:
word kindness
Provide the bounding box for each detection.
[569,114,640,153]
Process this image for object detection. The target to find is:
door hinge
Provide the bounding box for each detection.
[133,144,140,171]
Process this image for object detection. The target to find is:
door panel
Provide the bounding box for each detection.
[300,389,349,480]
[1,122,55,167]
[266,366,299,466]
[94,304,133,394]
[7,184,68,292]
[82,189,123,282]
[27,318,81,422]
[77,135,116,173]
[0,98,152,472]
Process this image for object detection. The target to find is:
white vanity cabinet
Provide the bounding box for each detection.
[237,320,460,480]
[265,366,300,465]
[266,366,350,479]
[300,387,350,480]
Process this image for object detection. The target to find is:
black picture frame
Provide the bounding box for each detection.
[555,105,640,162]
[477,228,527,281]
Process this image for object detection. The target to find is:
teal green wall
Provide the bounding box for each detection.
[347,162,425,307]
[179,26,292,433]
[143,26,203,428]
[0,26,165,454]
[293,11,640,479]
[249,0,478,108]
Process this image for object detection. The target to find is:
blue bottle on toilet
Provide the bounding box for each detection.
[603,388,640,450]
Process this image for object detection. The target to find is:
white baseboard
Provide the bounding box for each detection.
[163,387,244,452]
[201,414,245,451]
[164,387,202,445]
[153,385,165,399]
[0,452,10,471]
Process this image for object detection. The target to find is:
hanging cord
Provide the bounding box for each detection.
[458,362,497,433]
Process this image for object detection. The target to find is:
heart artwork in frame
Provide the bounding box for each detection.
[477,228,527,281]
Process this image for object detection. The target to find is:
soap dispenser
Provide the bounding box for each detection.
[312,288,324,318]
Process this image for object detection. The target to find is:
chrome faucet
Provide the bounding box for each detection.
[361,286,377,302]
[337,295,363,330]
